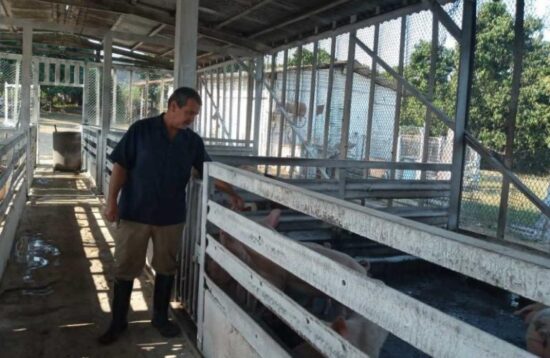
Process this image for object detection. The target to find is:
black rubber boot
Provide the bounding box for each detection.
[98,278,134,345]
[151,274,181,338]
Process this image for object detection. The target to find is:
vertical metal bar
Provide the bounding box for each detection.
[292,46,302,155]
[391,17,407,180]
[82,65,88,124]
[95,67,101,126]
[196,164,210,350]
[307,41,319,152]
[112,68,117,126]
[14,60,20,123]
[237,66,242,140]
[290,46,302,176]
[160,79,165,111]
[323,35,336,158]
[421,13,439,179]
[246,60,254,142]
[216,68,221,138]
[448,0,476,230]
[221,66,226,139]
[265,54,275,156]
[364,24,380,168]
[174,0,199,87]
[340,31,356,160]
[75,64,80,85]
[21,26,32,192]
[54,61,60,84]
[209,70,214,138]
[32,60,39,124]
[144,71,149,118]
[98,33,113,195]
[198,76,203,135]
[253,57,264,155]
[3,82,7,125]
[497,0,524,239]
[277,50,288,176]
[229,64,234,139]
[44,60,50,84]
[64,63,70,85]
[128,70,134,123]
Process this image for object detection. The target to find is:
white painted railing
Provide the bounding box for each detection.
[0,127,35,280]
[197,162,546,357]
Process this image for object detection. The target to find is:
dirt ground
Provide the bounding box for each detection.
[0,166,200,358]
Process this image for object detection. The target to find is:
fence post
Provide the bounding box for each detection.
[21,26,33,193]
[448,0,476,230]
[497,0,524,239]
[98,33,112,195]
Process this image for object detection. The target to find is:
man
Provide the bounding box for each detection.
[99,87,243,345]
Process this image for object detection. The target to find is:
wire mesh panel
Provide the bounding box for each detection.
[110,67,173,131]
[0,57,22,127]
[505,181,550,253]
[112,67,132,130]
[84,65,101,126]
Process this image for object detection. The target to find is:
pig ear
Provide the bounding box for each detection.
[261,209,281,228]
[331,316,349,338]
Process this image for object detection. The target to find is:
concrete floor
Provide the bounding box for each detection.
[0,166,200,357]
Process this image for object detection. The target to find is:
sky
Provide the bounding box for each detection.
[279,0,549,68]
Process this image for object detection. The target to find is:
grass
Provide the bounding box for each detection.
[461,170,549,238]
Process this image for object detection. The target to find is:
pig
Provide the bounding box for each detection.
[292,312,388,358]
[214,209,368,316]
[209,209,388,355]
[515,303,550,358]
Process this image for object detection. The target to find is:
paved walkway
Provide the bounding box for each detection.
[0,166,199,357]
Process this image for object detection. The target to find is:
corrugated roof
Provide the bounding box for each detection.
[0,0,451,68]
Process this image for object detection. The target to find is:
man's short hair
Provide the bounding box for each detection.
[168,87,202,108]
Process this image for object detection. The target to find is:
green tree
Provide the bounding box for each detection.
[401,41,457,136]
[470,2,550,174]
[401,2,550,174]
[288,48,331,66]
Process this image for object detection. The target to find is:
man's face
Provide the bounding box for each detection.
[168,99,201,129]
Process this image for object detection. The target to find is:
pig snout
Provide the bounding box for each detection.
[516,303,550,358]
[526,308,550,358]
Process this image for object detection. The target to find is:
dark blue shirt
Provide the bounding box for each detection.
[109,114,211,226]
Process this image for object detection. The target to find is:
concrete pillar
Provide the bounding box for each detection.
[174,0,199,89]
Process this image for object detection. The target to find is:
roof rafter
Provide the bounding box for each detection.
[33,0,268,54]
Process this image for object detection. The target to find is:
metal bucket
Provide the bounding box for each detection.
[52,131,81,171]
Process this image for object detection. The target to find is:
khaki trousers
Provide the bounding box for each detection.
[113,219,184,280]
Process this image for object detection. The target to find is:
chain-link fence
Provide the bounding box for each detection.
[84,65,101,126]
[453,0,550,252]
[0,57,22,127]
[110,66,173,131]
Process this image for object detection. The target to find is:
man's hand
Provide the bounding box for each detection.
[229,193,245,211]
[104,201,118,222]
[214,179,245,211]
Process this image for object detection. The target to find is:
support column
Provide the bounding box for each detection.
[497,0,524,238]
[174,0,199,88]
[82,66,88,124]
[448,0,476,230]
[21,26,33,192]
[98,33,112,195]
[253,57,264,155]
[339,30,356,159]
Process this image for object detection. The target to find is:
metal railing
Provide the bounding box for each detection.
[195,162,547,357]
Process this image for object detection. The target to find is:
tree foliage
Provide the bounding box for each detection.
[288,48,331,67]
[401,2,550,174]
